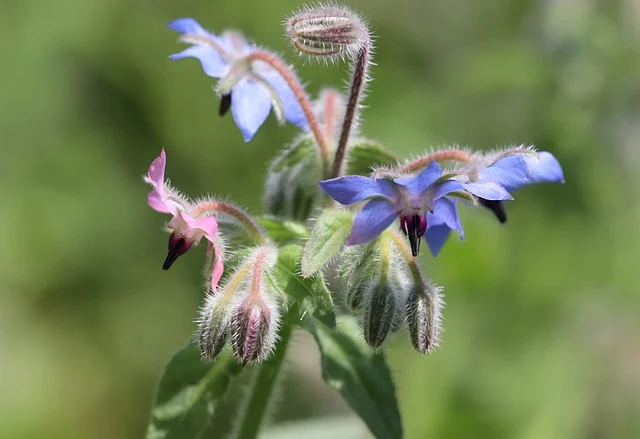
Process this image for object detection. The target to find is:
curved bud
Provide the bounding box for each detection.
[286,5,369,60]
[406,283,443,354]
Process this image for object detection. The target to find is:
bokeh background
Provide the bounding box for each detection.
[2,0,640,437]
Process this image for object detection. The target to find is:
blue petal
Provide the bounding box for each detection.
[231,79,273,142]
[394,161,443,195]
[430,180,465,202]
[168,18,207,35]
[347,199,398,245]
[524,151,564,185]
[320,176,397,205]
[169,46,228,78]
[262,71,307,129]
[479,155,533,192]
[424,225,451,257]
[462,181,514,201]
[425,197,464,256]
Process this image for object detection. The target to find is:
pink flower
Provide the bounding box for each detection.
[145,149,219,272]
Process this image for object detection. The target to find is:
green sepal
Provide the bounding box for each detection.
[346,139,400,176]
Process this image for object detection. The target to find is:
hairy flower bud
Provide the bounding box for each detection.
[198,294,230,361]
[230,296,279,365]
[340,234,412,348]
[216,246,280,365]
[406,283,443,354]
[363,284,396,348]
[286,5,369,60]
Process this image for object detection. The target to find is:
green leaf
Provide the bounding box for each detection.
[258,217,309,242]
[301,209,353,277]
[346,139,400,176]
[274,244,336,329]
[302,316,403,439]
[146,344,242,439]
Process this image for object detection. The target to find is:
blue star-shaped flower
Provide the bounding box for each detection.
[168,18,307,141]
[320,162,462,256]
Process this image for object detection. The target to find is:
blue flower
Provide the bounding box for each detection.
[168,18,307,142]
[320,162,462,256]
[462,150,564,222]
[423,150,564,256]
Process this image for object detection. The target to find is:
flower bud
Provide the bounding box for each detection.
[198,294,230,361]
[230,296,279,365]
[406,284,443,354]
[363,283,396,348]
[216,245,280,365]
[286,5,369,60]
[340,234,413,348]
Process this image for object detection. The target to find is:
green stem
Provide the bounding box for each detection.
[233,321,294,439]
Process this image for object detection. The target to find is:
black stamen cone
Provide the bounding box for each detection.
[219,93,232,117]
[407,214,421,257]
[163,238,186,270]
[479,198,507,223]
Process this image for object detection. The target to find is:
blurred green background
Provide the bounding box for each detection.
[2,0,640,438]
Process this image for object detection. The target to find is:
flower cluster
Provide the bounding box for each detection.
[144,4,565,365]
[321,146,564,257]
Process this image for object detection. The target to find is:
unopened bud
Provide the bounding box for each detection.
[286,5,369,60]
[363,284,396,349]
[230,296,280,365]
[407,284,443,354]
[198,294,230,361]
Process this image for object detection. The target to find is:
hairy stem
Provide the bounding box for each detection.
[233,321,293,439]
[332,42,371,178]
[400,150,472,174]
[192,201,267,243]
[246,51,330,177]
[388,231,422,283]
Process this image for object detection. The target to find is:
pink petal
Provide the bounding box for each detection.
[210,239,225,292]
[147,149,167,189]
[183,213,219,244]
[146,149,174,213]
[148,190,172,214]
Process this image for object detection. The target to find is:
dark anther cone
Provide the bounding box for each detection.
[479,198,507,224]
[219,93,232,117]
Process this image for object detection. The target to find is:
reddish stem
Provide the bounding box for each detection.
[246,50,330,177]
[191,201,266,243]
[331,43,370,178]
[400,150,472,173]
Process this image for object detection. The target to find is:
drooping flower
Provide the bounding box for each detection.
[320,162,462,256]
[145,149,218,271]
[459,148,564,221]
[422,149,564,256]
[168,18,307,141]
